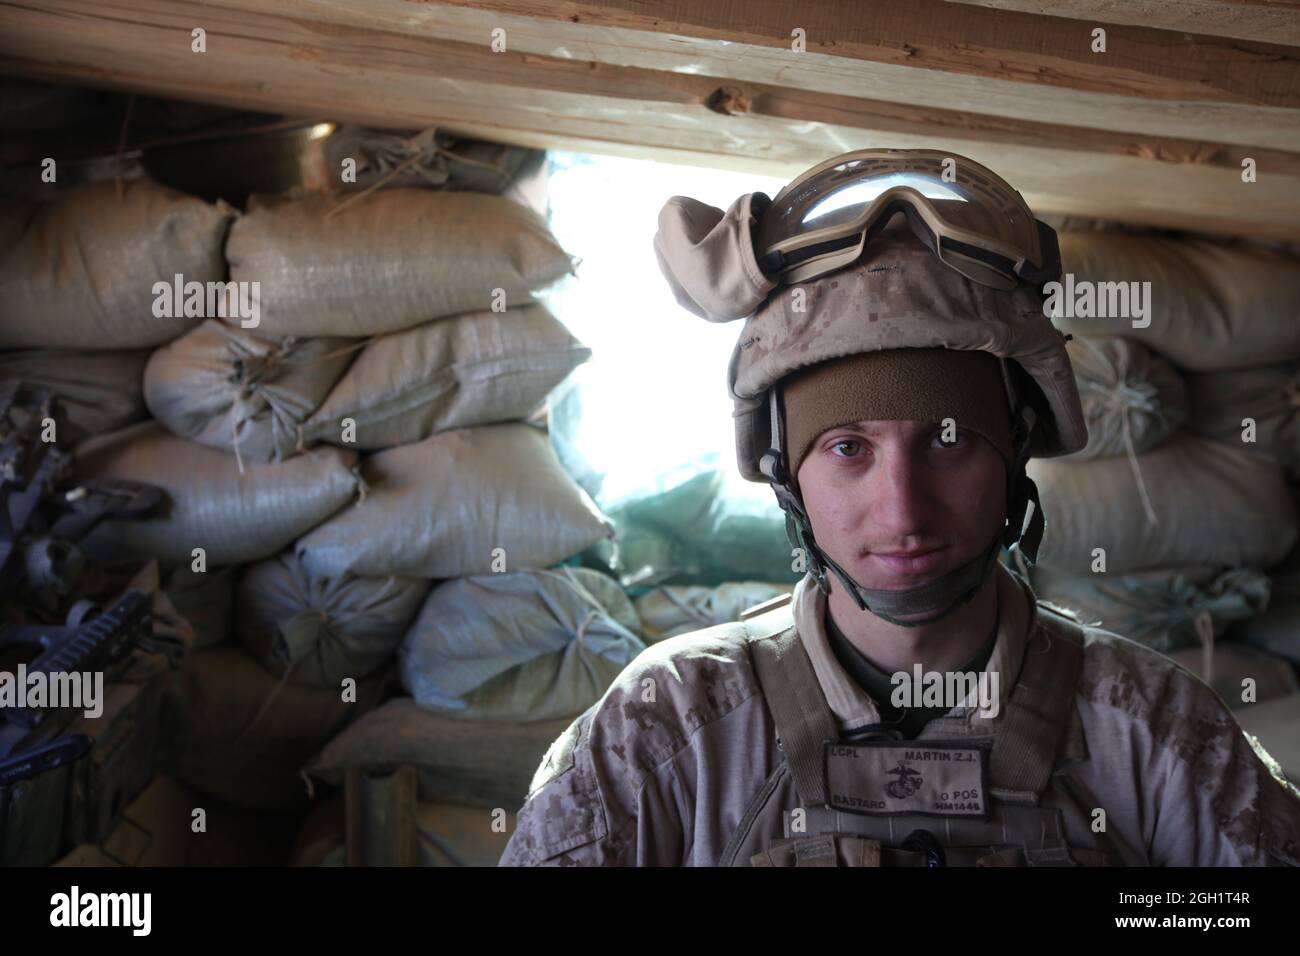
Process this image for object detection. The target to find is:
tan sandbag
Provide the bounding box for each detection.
[411,802,514,866]
[295,422,613,578]
[75,421,360,569]
[1168,643,1298,710]
[300,304,590,450]
[224,189,576,337]
[635,580,794,642]
[292,793,515,867]
[1032,565,1271,652]
[306,697,571,810]
[0,348,150,444]
[1065,336,1187,460]
[55,773,301,867]
[159,644,391,813]
[1185,364,1300,476]
[1054,232,1300,371]
[163,564,237,650]
[0,180,233,349]
[1233,599,1300,665]
[1028,431,1298,573]
[144,320,359,465]
[236,551,431,689]
[398,567,643,722]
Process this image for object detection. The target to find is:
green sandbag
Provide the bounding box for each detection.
[236,551,431,688]
[1032,564,1271,652]
[398,567,644,722]
[606,468,806,588]
[635,580,794,642]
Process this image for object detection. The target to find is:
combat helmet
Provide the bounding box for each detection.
[653,149,1087,626]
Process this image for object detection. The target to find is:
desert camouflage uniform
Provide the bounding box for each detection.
[499,563,1300,866]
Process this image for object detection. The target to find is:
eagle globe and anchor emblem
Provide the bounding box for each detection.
[885,763,923,799]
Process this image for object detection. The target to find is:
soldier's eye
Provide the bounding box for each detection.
[830,439,863,458]
[934,429,965,449]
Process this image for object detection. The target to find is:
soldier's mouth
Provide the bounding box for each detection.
[869,547,948,575]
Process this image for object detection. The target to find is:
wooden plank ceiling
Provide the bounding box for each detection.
[0,0,1297,238]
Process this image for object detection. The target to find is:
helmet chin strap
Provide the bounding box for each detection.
[758,381,1045,629]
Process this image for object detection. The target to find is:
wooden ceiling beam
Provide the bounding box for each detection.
[0,0,1296,237]
[940,0,1300,48]
[433,0,1300,107]
[157,0,1300,151]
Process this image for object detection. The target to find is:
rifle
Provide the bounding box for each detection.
[0,381,167,864]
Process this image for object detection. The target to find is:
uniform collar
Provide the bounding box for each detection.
[792,561,1036,736]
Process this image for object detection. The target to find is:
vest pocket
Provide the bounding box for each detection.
[751,834,883,867]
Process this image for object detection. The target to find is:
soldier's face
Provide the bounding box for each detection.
[795,419,1007,591]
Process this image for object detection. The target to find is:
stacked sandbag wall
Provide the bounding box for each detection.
[1029,230,1300,732]
[0,134,646,849]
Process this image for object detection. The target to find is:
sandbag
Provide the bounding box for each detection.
[236,551,431,689]
[0,348,150,444]
[600,467,808,587]
[1033,565,1271,652]
[144,320,358,465]
[398,567,643,722]
[292,794,515,867]
[1186,364,1300,476]
[1233,600,1300,666]
[301,304,590,450]
[224,189,576,337]
[55,773,302,867]
[159,644,391,813]
[296,423,613,578]
[75,421,359,569]
[1053,232,1300,371]
[1028,430,1298,573]
[301,124,545,197]
[1065,336,1187,460]
[307,696,572,809]
[1168,643,1298,710]
[635,580,794,642]
[162,564,237,650]
[0,180,233,349]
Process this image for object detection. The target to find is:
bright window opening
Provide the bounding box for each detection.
[539,151,799,588]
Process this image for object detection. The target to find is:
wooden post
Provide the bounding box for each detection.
[344,764,418,866]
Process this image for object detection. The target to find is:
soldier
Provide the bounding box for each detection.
[499,149,1300,867]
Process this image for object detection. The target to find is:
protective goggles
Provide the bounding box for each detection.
[753,149,1060,292]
